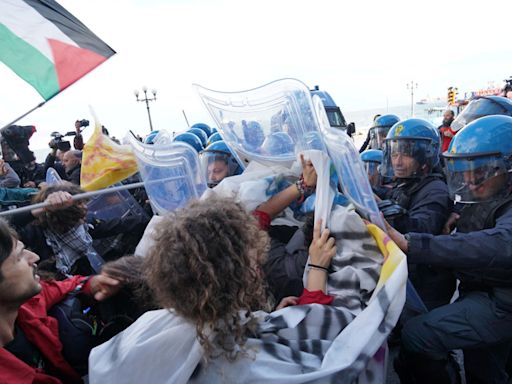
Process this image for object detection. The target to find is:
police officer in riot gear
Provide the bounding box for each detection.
[378,118,454,310]
[359,114,400,152]
[199,141,243,188]
[388,115,512,383]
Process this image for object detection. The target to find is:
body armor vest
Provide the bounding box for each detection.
[455,192,512,291]
[457,194,512,233]
[388,174,444,209]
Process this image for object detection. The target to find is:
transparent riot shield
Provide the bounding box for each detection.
[128,135,207,215]
[312,95,386,230]
[45,167,63,185]
[195,78,326,168]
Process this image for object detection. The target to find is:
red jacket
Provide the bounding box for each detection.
[439,125,456,153]
[0,276,91,384]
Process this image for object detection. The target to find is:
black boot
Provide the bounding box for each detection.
[394,351,461,384]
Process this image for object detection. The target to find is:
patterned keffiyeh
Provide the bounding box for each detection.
[44,223,103,274]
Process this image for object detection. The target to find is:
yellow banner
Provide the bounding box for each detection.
[80,126,138,191]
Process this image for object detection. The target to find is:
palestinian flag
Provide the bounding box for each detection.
[0,0,115,100]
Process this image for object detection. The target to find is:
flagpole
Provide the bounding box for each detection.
[0,101,46,131]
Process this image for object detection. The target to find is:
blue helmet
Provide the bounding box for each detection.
[360,149,383,188]
[443,115,512,202]
[190,123,212,138]
[381,118,440,179]
[369,114,400,150]
[200,140,243,187]
[360,149,383,163]
[173,132,204,152]
[207,132,222,146]
[374,114,400,128]
[188,128,208,147]
[451,96,512,132]
[261,131,294,156]
[144,130,160,145]
[241,120,265,151]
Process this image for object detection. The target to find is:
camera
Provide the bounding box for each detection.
[49,131,76,151]
[78,119,89,128]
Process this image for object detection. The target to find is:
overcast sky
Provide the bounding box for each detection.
[1,0,511,149]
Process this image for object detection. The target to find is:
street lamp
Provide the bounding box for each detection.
[134,86,157,132]
[406,81,418,117]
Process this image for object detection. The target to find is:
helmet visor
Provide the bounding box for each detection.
[363,161,382,187]
[381,138,432,178]
[369,127,389,150]
[444,154,509,203]
[200,151,234,187]
[452,98,512,132]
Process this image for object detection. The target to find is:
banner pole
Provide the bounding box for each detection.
[0,181,145,217]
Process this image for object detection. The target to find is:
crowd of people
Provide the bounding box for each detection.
[1,94,512,383]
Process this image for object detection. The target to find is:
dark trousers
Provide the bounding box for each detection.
[409,264,456,311]
[401,291,512,383]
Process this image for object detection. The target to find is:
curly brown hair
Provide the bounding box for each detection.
[144,197,269,361]
[33,182,87,233]
[101,255,156,311]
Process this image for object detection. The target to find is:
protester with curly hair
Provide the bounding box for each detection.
[89,197,338,383]
[145,198,270,360]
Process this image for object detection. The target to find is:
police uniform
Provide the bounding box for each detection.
[401,194,512,383]
[384,175,455,311]
[379,118,455,311]
[397,115,512,383]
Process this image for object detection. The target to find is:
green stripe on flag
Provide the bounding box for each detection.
[0,23,60,100]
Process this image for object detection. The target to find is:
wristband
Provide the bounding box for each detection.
[307,263,329,272]
[295,178,306,196]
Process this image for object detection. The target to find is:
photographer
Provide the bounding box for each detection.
[73,119,87,150]
[44,119,88,180]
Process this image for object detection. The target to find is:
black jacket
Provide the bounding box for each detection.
[66,164,81,185]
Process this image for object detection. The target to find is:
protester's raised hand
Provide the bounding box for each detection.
[309,219,336,268]
[45,191,75,211]
[90,273,121,301]
[300,153,317,188]
[31,191,74,217]
[383,215,408,252]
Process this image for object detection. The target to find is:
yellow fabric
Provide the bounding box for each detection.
[366,223,406,292]
[80,126,138,191]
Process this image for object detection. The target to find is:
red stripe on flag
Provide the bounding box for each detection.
[48,38,109,91]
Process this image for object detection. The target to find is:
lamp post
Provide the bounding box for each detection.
[406,81,418,117]
[134,86,157,132]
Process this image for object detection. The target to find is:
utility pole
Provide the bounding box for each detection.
[406,81,418,117]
